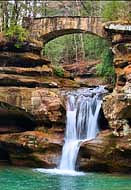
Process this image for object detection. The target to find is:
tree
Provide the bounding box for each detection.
[96,48,115,84]
[80,0,102,16]
[0,1,9,30]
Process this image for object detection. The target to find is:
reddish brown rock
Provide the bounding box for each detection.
[79,131,131,173]
[0,65,53,76]
[103,34,131,135]
[0,73,60,88]
[0,131,63,167]
[0,52,50,67]
[31,88,66,125]
[0,101,36,134]
[103,92,131,132]
[0,87,66,127]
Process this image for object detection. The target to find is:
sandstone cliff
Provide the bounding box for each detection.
[0,21,130,173]
[80,21,131,173]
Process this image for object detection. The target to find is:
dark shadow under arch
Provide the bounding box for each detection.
[40,28,106,44]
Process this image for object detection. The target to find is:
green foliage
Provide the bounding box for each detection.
[102,1,127,21]
[80,1,100,17]
[44,33,109,64]
[44,34,77,64]
[5,24,28,47]
[53,65,64,77]
[83,35,109,59]
[44,37,66,64]
[96,48,115,84]
[44,37,63,64]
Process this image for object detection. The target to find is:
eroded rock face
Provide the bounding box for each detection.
[78,22,131,173]
[31,88,66,125]
[0,37,79,128]
[0,87,66,128]
[0,37,67,165]
[103,25,131,136]
[0,131,63,167]
[79,131,131,173]
[0,101,36,134]
[103,93,131,134]
[0,24,130,173]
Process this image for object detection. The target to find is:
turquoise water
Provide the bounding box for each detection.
[0,166,131,190]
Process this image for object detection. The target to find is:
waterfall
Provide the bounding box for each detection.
[59,86,106,171]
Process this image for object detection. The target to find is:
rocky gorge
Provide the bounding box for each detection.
[0,21,131,174]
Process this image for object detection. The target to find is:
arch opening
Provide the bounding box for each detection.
[41,28,105,45]
[43,32,115,87]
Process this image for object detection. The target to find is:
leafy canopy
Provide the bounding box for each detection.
[102,1,127,21]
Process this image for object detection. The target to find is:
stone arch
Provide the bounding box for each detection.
[40,28,105,45]
[23,16,105,45]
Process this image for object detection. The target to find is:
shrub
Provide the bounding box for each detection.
[5,24,28,48]
[53,65,64,77]
[96,48,115,84]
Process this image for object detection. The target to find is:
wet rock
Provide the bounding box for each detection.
[79,131,131,173]
[0,131,63,167]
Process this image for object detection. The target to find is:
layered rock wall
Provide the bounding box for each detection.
[103,22,131,135]
[79,22,131,173]
[0,21,131,172]
[0,36,78,166]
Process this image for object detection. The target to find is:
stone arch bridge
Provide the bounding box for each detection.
[23,16,131,46]
[23,16,104,45]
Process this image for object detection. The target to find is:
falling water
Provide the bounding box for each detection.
[59,86,107,171]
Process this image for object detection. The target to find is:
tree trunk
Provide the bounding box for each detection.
[1,1,9,30]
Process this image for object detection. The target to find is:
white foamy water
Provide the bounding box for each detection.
[34,87,107,176]
[33,168,85,176]
[59,86,107,171]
